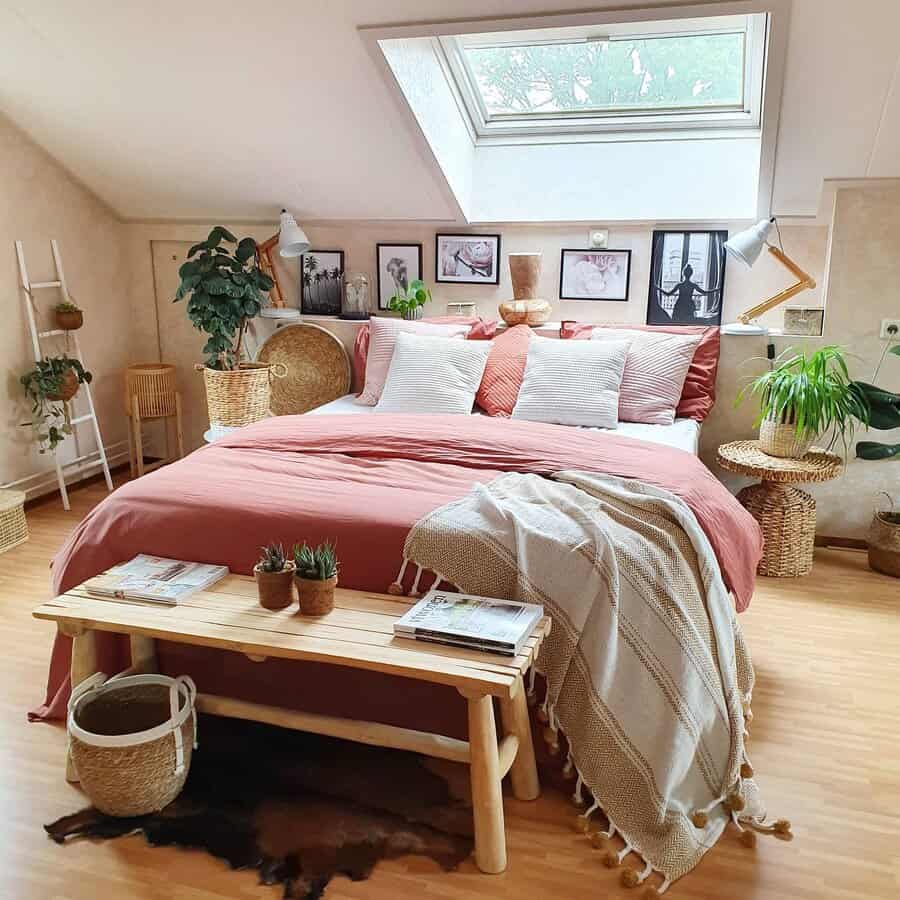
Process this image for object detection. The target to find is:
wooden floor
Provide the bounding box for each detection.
[1,479,898,900]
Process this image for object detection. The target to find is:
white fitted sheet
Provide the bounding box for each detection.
[308,395,701,456]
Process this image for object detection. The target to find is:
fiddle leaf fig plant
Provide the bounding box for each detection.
[20,356,92,453]
[852,344,900,460]
[174,226,274,370]
[388,279,431,318]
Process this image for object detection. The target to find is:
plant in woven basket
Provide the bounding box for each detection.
[254,541,296,610]
[293,541,339,580]
[258,542,288,572]
[20,356,93,453]
[388,279,431,320]
[174,226,274,370]
[851,344,900,461]
[54,300,80,314]
[738,345,870,453]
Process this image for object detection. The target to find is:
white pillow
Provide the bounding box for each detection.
[590,328,702,425]
[375,331,491,415]
[511,336,630,428]
[356,318,471,406]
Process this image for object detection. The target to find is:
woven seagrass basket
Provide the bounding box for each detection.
[0,490,28,555]
[759,418,815,459]
[868,511,900,579]
[68,674,197,817]
[200,363,276,428]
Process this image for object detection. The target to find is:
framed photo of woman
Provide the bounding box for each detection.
[376,243,423,310]
[647,230,727,326]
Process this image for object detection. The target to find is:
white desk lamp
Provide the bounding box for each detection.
[259,209,309,320]
[721,217,816,335]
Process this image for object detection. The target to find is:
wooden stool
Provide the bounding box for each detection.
[125,363,184,477]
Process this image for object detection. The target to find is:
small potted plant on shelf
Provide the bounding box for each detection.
[20,356,93,453]
[293,541,339,615]
[737,345,869,459]
[388,279,431,320]
[851,343,900,577]
[254,542,296,610]
[174,226,275,428]
[54,300,83,331]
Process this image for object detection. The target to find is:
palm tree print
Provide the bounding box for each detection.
[301,251,344,315]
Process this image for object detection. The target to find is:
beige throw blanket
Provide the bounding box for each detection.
[401,471,767,886]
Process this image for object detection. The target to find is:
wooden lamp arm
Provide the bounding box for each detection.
[737,245,816,324]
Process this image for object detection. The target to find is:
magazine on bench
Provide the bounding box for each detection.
[85,554,229,605]
[393,588,543,656]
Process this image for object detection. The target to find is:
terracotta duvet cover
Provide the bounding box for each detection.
[33,414,762,732]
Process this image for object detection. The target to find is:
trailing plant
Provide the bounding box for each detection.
[388,279,431,317]
[293,541,339,581]
[174,226,274,370]
[55,300,80,313]
[852,344,900,460]
[737,345,870,452]
[257,542,289,573]
[20,356,93,453]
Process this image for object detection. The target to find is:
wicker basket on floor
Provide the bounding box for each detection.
[868,511,900,578]
[200,363,278,428]
[68,673,197,817]
[0,489,28,555]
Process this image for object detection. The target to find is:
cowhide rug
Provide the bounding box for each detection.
[46,715,474,899]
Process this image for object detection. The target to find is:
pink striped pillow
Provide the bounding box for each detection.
[355,318,470,406]
[589,328,701,425]
[476,324,532,417]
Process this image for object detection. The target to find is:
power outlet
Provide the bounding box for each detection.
[880,319,900,339]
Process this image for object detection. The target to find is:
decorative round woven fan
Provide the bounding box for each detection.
[256,323,351,415]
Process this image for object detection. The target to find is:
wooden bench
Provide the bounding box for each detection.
[34,575,551,874]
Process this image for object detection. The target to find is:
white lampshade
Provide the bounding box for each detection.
[724,217,774,268]
[278,209,310,258]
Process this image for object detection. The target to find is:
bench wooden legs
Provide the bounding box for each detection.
[499,680,540,801]
[466,693,507,874]
[63,626,98,782]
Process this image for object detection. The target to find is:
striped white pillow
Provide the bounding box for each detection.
[511,336,630,428]
[590,328,702,425]
[375,331,491,415]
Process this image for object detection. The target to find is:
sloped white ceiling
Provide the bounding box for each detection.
[1,0,899,222]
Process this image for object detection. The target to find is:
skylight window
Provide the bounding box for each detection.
[440,13,767,140]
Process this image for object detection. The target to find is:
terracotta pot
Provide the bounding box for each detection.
[254,560,296,610]
[46,368,80,402]
[758,418,815,459]
[868,511,900,578]
[56,308,84,331]
[295,573,337,616]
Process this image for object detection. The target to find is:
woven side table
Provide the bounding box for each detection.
[717,440,843,577]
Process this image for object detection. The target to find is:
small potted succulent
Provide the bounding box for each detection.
[388,279,431,320]
[20,356,93,453]
[55,300,84,331]
[254,542,296,610]
[293,541,339,615]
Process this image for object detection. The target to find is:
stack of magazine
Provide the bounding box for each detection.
[85,554,229,605]
[393,588,543,656]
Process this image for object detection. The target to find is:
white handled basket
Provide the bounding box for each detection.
[67,672,198,817]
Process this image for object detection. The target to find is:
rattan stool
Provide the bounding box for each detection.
[0,489,28,555]
[717,440,843,577]
[125,364,185,478]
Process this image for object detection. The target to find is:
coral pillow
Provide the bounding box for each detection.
[560,322,720,421]
[589,328,701,425]
[352,316,496,394]
[356,318,471,406]
[476,324,533,417]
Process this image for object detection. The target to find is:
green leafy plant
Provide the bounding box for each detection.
[388,279,431,318]
[852,344,900,460]
[737,345,870,452]
[293,541,339,581]
[20,356,93,453]
[54,300,80,313]
[174,226,274,370]
[257,542,289,573]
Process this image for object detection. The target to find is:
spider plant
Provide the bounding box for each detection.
[737,345,870,452]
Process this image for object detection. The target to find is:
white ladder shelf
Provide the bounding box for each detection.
[15,240,113,511]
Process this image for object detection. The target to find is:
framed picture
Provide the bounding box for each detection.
[300,250,344,316]
[376,243,423,310]
[559,249,631,301]
[647,230,727,326]
[435,233,501,284]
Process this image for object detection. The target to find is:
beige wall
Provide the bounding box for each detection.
[1,113,131,492]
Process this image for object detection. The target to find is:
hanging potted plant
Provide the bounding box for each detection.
[20,356,93,453]
[54,300,84,331]
[388,279,431,320]
[174,226,275,428]
[851,344,900,577]
[738,345,869,459]
[254,542,296,610]
[293,541,339,615]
